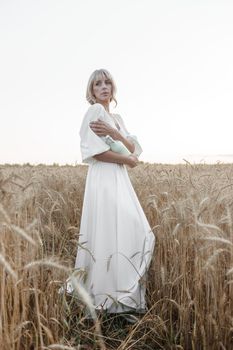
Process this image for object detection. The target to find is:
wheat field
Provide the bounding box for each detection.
[0,162,233,350]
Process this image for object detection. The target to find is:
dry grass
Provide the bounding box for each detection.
[0,162,233,349]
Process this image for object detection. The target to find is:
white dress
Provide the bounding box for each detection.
[60,103,155,314]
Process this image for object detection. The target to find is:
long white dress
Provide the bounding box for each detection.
[60,103,155,314]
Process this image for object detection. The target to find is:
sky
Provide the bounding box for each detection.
[0,0,233,165]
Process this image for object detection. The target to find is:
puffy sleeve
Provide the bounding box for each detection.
[116,114,143,158]
[79,104,110,164]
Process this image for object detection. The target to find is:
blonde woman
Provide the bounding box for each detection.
[62,69,155,322]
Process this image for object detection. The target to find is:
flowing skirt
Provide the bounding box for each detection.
[59,161,155,314]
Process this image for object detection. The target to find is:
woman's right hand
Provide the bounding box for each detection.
[127,154,139,168]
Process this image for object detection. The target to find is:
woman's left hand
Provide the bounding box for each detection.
[89,119,119,139]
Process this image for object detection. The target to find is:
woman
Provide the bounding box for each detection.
[61,69,155,320]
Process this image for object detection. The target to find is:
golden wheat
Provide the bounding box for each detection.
[0,163,233,349]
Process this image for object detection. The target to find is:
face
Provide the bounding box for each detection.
[92,74,112,104]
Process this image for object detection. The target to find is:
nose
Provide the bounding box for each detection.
[102,84,108,91]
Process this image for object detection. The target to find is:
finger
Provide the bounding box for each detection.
[92,131,106,136]
[89,121,100,126]
[90,122,104,128]
[91,124,108,131]
[90,126,105,132]
[90,128,108,136]
[97,120,109,127]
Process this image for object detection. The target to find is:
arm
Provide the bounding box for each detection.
[114,114,143,157]
[93,150,138,168]
[112,131,135,153]
[89,120,135,153]
[94,150,128,164]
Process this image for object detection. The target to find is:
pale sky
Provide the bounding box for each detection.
[1,0,233,164]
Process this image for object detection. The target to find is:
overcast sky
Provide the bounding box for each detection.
[1,0,233,164]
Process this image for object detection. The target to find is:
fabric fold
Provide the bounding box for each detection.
[58,104,155,316]
[79,103,110,164]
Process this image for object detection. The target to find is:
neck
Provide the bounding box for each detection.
[96,101,110,113]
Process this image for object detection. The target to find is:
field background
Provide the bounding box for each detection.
[0,162,233,350]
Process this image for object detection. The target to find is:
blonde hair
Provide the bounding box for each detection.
[86,69,117,107]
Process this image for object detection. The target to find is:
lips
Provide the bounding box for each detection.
[101,92,108,95]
